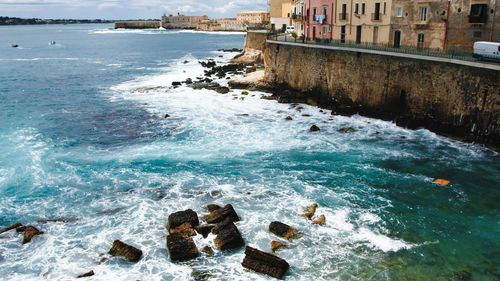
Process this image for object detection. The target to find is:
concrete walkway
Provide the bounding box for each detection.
[267,39,500,71]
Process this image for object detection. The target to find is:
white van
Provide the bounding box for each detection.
[286,26,295,33]
[473,41,500,60]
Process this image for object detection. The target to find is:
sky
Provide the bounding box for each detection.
[0,0,269,20]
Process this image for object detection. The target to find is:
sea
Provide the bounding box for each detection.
[0,24,499,281]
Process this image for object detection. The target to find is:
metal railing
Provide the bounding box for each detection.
[266,32,488,63]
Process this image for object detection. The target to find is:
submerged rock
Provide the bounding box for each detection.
[172,81,182,86]
[269,221,295,240]
[270,241,286,252]
[167,209,199,232]
[185,78,193,84]
[241,246,289,279]
[108,240,142,262]
[166,233,199,261]
[22,226,43,244]
[301,203,318,220]
[285,116,293,120]
[195,224,215,238]
[339,127,355,133]
[203,204,240,224]
[212,218,244,251]
[310,125,320,132]
[206,204,221,212]
[312,215,326,225]
[0,222,23,235]
[77,270,95,278]
[214,86,230,94]
[202,245,214,256]
[37,218,78,224]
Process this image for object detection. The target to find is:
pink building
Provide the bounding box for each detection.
[304,0,335,40]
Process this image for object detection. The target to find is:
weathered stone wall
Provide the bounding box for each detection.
[244,31,268,51]
[264,42,500,149]
[114,21,160,29]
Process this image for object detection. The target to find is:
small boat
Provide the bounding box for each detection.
[11,44,19,48]
[49,41,56,45]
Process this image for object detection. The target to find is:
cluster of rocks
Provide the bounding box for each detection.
[0,222,44,244]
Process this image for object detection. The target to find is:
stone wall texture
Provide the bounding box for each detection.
[264,42,500,149]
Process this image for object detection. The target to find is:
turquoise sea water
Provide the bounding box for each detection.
[0,24,499,280]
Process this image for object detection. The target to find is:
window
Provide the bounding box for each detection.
[473,31,482,38]
[384,2,387,14]
[374,3,380,20]
[420,7,428,22]
[342,4,347,20]
[397,7,403,17]
[469,4,488,23]
[313,8,317,17]
[418,33,424,43]
[362,3,366,14]
[355,3,359,14]
[323,5,328,19]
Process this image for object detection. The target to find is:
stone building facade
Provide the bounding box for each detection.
[237,11,270,24]
[161,14,209,29]
[270,0,293,31]
[292,0,306,36]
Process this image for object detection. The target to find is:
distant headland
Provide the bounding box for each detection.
[0,16,115,25]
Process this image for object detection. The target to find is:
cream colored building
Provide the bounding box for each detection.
[161,14,208,29]
[332,1,393,44]
[237,11,270,24]
[270,0,293,31]
[292,0,305,36]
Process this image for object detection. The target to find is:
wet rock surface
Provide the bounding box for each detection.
[167,209,199,232]
[77,270,95,278]
[203,204,240,224]
[301,203,318,220]
[195,224,215,238]
[241,246,289,279]
[108,240,142,262]
[0,222,23,235]
[166,233,199,261]
[170,222,197,237]
[268,221,295,240]
[310,125,320,132]
[270,241,286,252]
[312,215,326,225]
[22,226,43,244]
[212,218,244,251]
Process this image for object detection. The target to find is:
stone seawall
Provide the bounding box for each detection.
[264,42,500,149]
[114,21,160,29]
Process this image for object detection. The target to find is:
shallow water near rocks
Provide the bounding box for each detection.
[0,24,499,280]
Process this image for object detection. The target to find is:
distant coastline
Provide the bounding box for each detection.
[0,16,116,26]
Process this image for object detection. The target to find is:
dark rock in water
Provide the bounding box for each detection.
[195,224,215,238]
[166,233,199,261]
[0,222,23,234]
[270,241,286,252]
[310,125,320,132]
[108,240,142,262]
[12,44,19,48]
[77,270,95,278]
[241,246,289,279]
[202,245,214,256]
[37,218,78,224]
[312,215,326,225]
[199,60,216,68]
[285,116,293,120]
[214,87,230,94]
[217,48,242,52]
[261,95,278,100]
[212,218,244,251]
[183,60,189,64]
[241,91,249,95]
[191,82,220,90]
[172,81,182,86]
[16,226,26,232]
[269,221,295,240]
[203,204,240,224]
[164,114,170,118]
[170,222,197,237]
[206,204,221,212]
[339,127,355,133]
[185,78,193,84]
[22,226,43,244]
[167,209,199,232]
[301,203,318,220]
[302,114,311,117]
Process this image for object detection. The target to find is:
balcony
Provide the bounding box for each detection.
[338,13,348,21]
[371,13,381,21]
[292,13,303,20]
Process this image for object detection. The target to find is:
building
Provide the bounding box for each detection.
[237,11,270,24]
[270,0,293,31]
[292,0,306,36]
[161,14,208,29]
[305,0,336,39]
[390,0,500,51]
[197,18,246,31]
